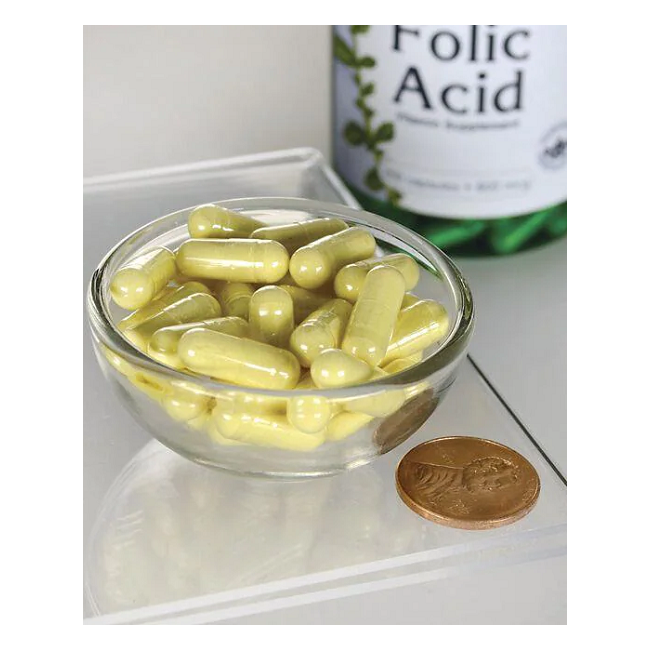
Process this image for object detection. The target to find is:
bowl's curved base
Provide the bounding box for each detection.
[156,437,378,480]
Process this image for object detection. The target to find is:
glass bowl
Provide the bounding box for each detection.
[86,197,474,477]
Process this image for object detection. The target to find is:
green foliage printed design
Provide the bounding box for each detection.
[334,26,402,205]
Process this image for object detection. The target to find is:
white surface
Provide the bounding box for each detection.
[220,554,567,625]
[84,361,566,623]
[83,153,566,624]
[84,26,331,176]
[458,240,567,476]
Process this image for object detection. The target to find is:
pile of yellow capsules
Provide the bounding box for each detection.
[104,204,449,451]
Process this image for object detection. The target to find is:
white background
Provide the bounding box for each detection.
[84,25,332,177]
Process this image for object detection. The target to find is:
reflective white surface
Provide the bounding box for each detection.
[84,150,566,623]
[459,239,567,476]
[85,360,566,622]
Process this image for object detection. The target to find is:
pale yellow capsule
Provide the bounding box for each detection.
[334,254,420,302]
[287,375,332,434]
[219,391,287,415]
[178,328,301,390]
[249,286,295,348]
[404,381,431,400]
[380,352,424,374]
[342,265,405,366]
[163,390,212,422]
[276,272,298,287]
[187,204,264,239]
[277,285,330,323]
[110,247,177,310]
[310,349,373,389]
[100,344,136,379]
[216,282,254,318]
[176,239,289,283]
[128,370,171,403]
[212,404,325,451]
[250,218,348,254]
[326,412,374,442]
[148,316,250,369]
[401,292,420,310]
[289,299,352,367]
[186,411,211,432]
[205,418,246,446]
[124,293,222,350]
[289,227,376,289]
[343,369,405,418]
[118,281,210,331]
[382,300,450,365]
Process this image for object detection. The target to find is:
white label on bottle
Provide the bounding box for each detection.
[333,25,567,219]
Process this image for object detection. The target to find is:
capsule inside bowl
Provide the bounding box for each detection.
[88,198,473,476]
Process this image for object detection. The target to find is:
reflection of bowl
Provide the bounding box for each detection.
[85,441,429,615]
[87,198,474,477]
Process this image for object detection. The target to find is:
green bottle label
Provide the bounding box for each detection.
[333,25,567,220]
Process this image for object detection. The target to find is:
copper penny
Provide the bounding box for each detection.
[395,437,540,530]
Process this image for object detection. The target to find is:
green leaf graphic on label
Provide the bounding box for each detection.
[344,121,365,146]
[374,123,395,143]
[358,56,376,68]
[333,35,356,66]
[337,26,401,206]
[364,168,383,191]
[387,189,403,204]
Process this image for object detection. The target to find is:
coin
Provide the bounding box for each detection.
[395,437,540,530]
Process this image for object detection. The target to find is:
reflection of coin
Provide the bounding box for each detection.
[373,389,438,454]
[395,437,540,530]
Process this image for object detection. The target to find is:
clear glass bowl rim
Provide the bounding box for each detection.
[87,197,475,399]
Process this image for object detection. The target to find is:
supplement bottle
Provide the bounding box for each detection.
[333,25,567,255]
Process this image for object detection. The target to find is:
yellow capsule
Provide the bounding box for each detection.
[401,292,420,310]
[187,204,264,239]
[124,293,221,350]
[148,316,250,369]
[212,403,325,451]
[219,391,287,415]
[342,265,405,366]
[205,417,246,446]
[100,344,136,379]
[276,285,330,323]
[162,390,212,422]
[276,272,298,287]
[404,381,431,400]
[176,239,289,283]
[326,412,374,442]
[334,254,420,302]
[178,328,301,390]
[250,218,348,255]
[118,281,210,331]
[310,349,374,388]
[109,247,176,311]
[287,375,332,434]
[343,369,406,418]
[128,370,171,403]
[289,227,376,289]
[186,411,211,432]
[382,300,450,364]
[380,352,424,374]
[249,286,294,348]
[216,282,254,318]
[289,299,352,367]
